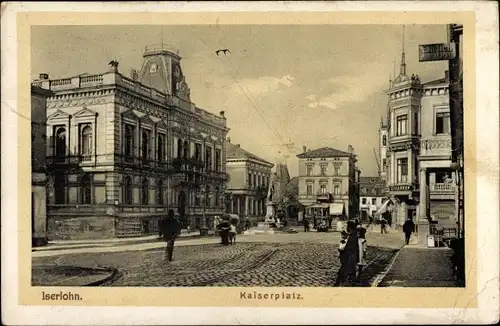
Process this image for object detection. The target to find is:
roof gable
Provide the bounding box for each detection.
[226,143,273,166]
[296,147,351,159]
[74,107,98,118]
[47,109,71,121]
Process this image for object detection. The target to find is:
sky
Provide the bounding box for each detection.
[31,24,449,177]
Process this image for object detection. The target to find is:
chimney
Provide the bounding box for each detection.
[444,70,449,82]
[303,146,307,153]
[39,73,49,80]
[348,145,354,154]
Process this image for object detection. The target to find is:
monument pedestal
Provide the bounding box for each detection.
[265,201,276,222]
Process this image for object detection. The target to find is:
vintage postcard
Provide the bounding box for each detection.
[2,1,499,325]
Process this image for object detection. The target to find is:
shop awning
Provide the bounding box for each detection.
[375,198,394,216]
[329,203,345,216]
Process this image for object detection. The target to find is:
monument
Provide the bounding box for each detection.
[243,174,278,235]
[265,173,278,222]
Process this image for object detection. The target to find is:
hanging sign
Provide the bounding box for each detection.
[419,43,456,62]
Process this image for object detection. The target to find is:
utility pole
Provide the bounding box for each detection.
[448,24,464,239]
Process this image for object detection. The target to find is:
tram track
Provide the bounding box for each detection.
[190,245,280,287]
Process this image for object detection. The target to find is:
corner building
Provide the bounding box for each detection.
[33,44,229,240]
[384,52,422,228]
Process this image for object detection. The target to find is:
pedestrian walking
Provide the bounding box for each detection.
[303,217,309,232]
[380,216,388,234]
[335,221,360,286]
[402,217,415,245]
[229,222,237,245]
[161,209,180,262]
[357,227,367,278]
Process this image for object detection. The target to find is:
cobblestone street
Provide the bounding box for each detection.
[33,232,400,287]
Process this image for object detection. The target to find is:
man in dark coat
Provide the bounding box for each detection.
[160,209,180,261]
[402,218,415,245]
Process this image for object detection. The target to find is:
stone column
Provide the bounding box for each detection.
[419,168,427,220]
[244,196,249,217]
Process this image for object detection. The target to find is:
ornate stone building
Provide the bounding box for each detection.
[381,48,455,239]
[32,44,229,240]
[383,50,422,228]
[31,84,54,246]
[224,139,273,221]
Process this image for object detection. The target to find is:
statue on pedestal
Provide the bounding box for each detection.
[265,174,278,222]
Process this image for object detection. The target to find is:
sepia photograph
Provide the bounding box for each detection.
[30,23,466,288]
[2,2,499,325]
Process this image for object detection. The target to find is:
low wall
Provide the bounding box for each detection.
[47,216,116,240]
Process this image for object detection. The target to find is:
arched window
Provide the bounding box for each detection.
[141,178,149,205]
[80,125,93,158]
[80,174,92,204]
[124,176,133,205]
[141,130,150,160]
[54,174,66,204]
[55,127,66,158]
[124,125,134,157]
[177,139,183,158]
[157,180,164,205]
[157,134,165,162]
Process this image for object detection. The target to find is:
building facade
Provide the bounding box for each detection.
[380,48,456,239]
[359,176,386,221]
[383,51,422,228]
[296,146,361,219]
[33,44,230,240]
[225,139,273,221]
[31,84,54,246]
[379,114,389,184]
[417,71,457,240]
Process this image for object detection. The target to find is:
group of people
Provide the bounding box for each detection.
[335,220,368,286]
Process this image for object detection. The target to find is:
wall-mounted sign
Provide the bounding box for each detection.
[419,43,456,62]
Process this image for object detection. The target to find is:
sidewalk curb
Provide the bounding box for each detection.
[370,244,405,287]
[86,267,118,286]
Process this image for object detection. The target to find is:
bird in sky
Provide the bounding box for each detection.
[215,49,231,56]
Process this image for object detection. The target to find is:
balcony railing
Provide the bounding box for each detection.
[316,192,332,201]
[430,182,455,193]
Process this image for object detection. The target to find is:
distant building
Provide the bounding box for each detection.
[225,139,273,220]
[359,176,385,221]
[31,85,54,246]
[296,146,361,219]
[32,44,230,240]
